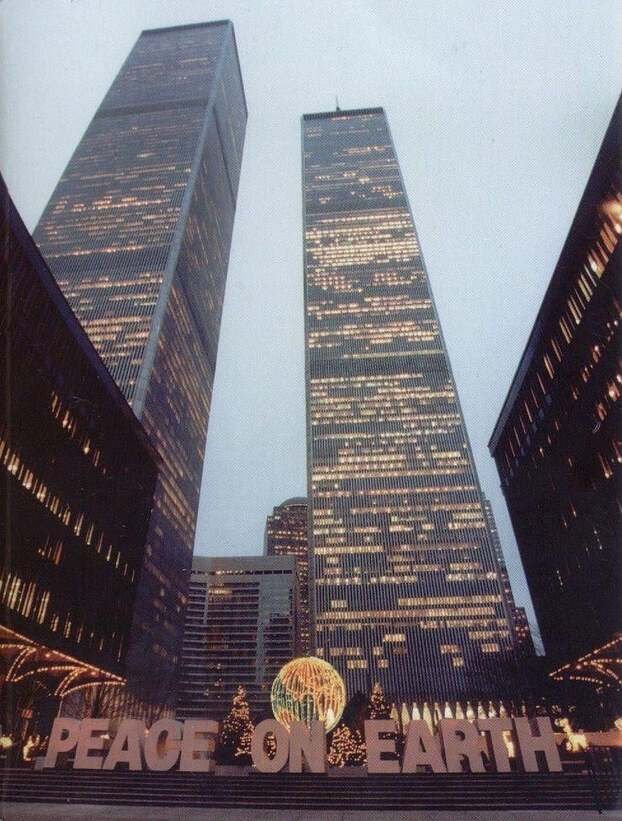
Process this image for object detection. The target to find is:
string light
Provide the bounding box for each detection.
[271,657,346,731]
[550,636,622,691]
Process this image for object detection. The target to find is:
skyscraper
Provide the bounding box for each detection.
[32,21,247,713]
[176,555,299,722]
[264,498,311,653]
[489,98,620,690]
[481,495,534,658]
[513,607,536,659]
[302,107,517,703]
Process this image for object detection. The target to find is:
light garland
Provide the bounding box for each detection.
[550,636,622,692]
[271,656,346,731]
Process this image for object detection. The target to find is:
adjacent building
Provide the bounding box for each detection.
[32,21,247,714]
[481,496,535,658]
[489,98,621,692]
[302,107,518,703]
[264,498,311,653]
[176,555,299,722]
[513,607,536,659]
[0,176,158,737]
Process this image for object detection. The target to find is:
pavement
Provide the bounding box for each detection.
[2,806,622,821]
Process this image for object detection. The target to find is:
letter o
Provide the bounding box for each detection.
[251,719,289,773]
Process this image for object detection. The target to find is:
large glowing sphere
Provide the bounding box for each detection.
[271,656,346,731]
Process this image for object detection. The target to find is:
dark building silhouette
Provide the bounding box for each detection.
[32,21,247,714]
[264,498,311,653]
[0,177,158,737]
[489,98,621,695]
[176,555,298,723]
[302,107,519,703]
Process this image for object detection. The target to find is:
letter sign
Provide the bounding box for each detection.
[251,718,289,773]
[143,719,183,771]
[365,720,400,774]
[43,718,80,768]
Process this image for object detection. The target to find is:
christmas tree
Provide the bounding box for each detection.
[327,722,366,767]
[217,686,254,764]
[367,682,391,719]
[366,682,401,758]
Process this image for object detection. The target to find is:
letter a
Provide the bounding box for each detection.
[402,719,446,773]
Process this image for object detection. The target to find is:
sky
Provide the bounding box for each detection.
[1,0,621,638]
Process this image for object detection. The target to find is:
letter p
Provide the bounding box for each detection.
[43,718,80,768]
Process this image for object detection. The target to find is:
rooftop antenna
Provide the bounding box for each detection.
[335,96,341,111]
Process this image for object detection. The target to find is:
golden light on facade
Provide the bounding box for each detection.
[0,624,124,699]
[550,636,622,693]
[600,198,622,232]
[271,656,346,731]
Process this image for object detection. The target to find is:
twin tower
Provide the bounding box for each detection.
[32,21,520,712]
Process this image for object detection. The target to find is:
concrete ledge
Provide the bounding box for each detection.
[215,764,251,776]
[328,766,368,777]
[2,802,622,820]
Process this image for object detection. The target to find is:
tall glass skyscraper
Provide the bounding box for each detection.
[302,108,517,703]
[264,498,311,653]
[33,21,247,714]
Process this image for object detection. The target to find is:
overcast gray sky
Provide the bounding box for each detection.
[2,0,621,637]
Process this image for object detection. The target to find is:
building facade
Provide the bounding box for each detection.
[513,607,536,659]
[264,498,311,653]
[176,555,298,723]
[489,99,621,678]
[302,107,518,703]
[32,21,247,713]
[0,177,158,737]
[481,496,534,658]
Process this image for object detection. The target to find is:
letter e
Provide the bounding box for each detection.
[365,720,400,774]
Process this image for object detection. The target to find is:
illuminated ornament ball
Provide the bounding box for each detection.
[271,656,346,732]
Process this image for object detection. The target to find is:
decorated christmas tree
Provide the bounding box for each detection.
[367,682,392,719]
[327,722,366,767]
[217,686,254,764]
[366,681,401,758]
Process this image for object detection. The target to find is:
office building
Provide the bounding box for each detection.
[176,555,298,722]
[0,177,158,737]
[264,498,311,653]
[482,496,534,658]
[489,99,621,691]
[302,107,517,703]
[32,21,247,713]
[513,607,536,659]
